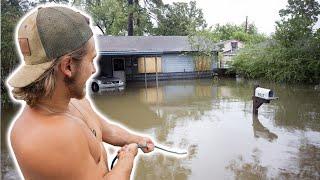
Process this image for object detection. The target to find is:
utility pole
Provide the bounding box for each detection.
[245,16,248,33]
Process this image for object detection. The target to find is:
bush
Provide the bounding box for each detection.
[232,38,320,83]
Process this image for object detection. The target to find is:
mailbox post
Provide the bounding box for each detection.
[252,85,278,115]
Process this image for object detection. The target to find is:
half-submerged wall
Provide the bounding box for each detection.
[126,71,216,81]
[97,53,219,82]
[126,53,218,81]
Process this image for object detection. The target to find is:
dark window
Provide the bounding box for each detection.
[113,59,125,71]
[231,41,238,52]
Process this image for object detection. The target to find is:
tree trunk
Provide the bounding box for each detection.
[135,0,140,32]
[127,0,134,36]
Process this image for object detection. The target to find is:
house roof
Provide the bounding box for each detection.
[96,35,219,55]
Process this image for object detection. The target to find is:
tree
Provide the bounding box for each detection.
[232,0,320,83]
[127,0,133,35]
[275,0,320,47]
[186,21,267,72]
[87,0,127,35]
[153,1,207,36]
[87,0,154,35]
[1,0,24,106]
[210,23,267,44]
[130,0,155,35]
[126,0,163,35]
[188,30,219,71]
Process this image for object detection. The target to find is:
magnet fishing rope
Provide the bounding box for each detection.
[110,144,187,169]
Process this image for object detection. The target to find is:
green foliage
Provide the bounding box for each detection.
[232,0,320,83]
[87,0,127,35]
[275,0,320,47]
[153,1,207,36]
[86,0,154,35]
[131,3,154,35]
[232,38,320,83]
[1,0,24,106]
[186,23,267,56]
[210,23,267,44]
[187,30,221,71]
[212,24,244,40]
[231,31,267,44]
[188,29,219,55]
[187,23,267,71]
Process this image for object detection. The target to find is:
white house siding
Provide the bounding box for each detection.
[162,54,218,73]
[162,54,195,73]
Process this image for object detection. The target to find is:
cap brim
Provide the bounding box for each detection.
[8,61,53,88]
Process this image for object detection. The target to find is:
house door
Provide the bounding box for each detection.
[113,58,126,82]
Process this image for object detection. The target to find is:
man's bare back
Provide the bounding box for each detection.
[11,98,110,179]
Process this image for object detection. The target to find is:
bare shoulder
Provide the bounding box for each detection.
[71,97,108,131]
[71,97,102,121]
[71,97,95,111]
[10,112,91,179]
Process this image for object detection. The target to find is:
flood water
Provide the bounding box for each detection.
[2,78,320,179]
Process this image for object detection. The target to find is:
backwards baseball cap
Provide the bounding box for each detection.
[8,6,93,88]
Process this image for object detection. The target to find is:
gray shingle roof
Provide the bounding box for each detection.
[96,36,219,55]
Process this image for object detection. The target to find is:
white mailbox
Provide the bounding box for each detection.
[254,87,275,100]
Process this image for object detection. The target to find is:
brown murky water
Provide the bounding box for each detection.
[2,79,320,179]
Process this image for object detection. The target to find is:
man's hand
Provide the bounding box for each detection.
[138,137,155,153]
[118,143,138,160]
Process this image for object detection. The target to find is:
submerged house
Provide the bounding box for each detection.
[217,40,244,69]
[96,36,220,82]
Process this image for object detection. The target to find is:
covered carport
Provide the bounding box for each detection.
[97,52,162,87]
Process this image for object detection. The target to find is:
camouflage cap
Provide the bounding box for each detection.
[8,6,93,88]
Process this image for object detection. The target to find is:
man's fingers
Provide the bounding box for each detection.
[118,144,138,158]
[147,143,155,151]
[122,145,128,150]
[118,144,129,155]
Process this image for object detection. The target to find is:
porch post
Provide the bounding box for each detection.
[144,56,147,87]
[155,56,159,115]
[130,56,133,80]
[155,56,158,88]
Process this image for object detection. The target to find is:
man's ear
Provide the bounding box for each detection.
[59,56,73,78]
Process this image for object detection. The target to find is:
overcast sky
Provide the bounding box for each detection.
[163,0,320,35]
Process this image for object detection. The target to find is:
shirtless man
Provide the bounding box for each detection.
[7,5,154,180]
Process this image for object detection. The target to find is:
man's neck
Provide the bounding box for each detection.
[37,82,71,112]
[38,97,70,112]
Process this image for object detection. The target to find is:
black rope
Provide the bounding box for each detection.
[153,145,188,155]
[110,144,187,169]
[110,155,118,169]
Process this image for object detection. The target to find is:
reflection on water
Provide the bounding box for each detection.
[226,148,268,180]
[135,154,192,180]
[252,115,278,142]
[2,79,320,179]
